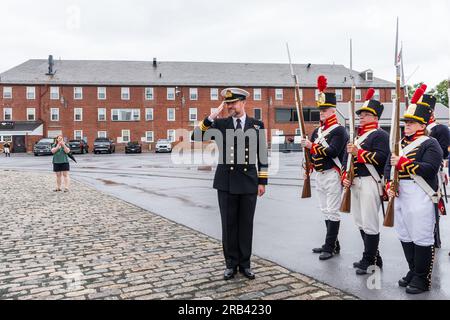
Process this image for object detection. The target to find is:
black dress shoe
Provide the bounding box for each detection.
[224,268,237,281]
[319,252,334,261]
[406,285,428,295]
[312,247,324,254]
[398,278,409,288]
[240,268,256,280]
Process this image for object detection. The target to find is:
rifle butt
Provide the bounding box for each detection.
[383,198,395,227]
[302,176,312,199]
[340,187,352,213]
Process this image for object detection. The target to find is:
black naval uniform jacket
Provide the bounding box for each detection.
[384,132,443,192]
[428,122,450,160]
[309,116,349,173]
[342,123,390,178]
[192,116,269,195]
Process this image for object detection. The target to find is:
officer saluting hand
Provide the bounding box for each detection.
[192,88,269,280]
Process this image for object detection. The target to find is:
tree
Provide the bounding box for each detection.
[408,80,449,107]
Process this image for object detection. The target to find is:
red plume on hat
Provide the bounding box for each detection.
[365,88,375,101]
[411,84,426,104]
[317,76,327,93]
[420,84,428,93]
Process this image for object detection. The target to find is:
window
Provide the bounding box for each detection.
[74,108,83,121]
[145,131,154,143]
[365,71,374,82]
[275,89,284,100]
[50,87,59,100]
[121,130,130,143]
[0,136,12,143]
[98,108,106,121]
[210,88,219,101]
[254,109,262,121]
[98,131,107,138]
[275,108,320,123]
[3,108,12,120]
[295,128,301,135]
[145,108,154,121]
[145,88,154,100]
[111,109,140,121]
[3,87,12,99]
[26,87,36,100]
[98,87,107,100]
[391,89,397,101]
[335,89,343,102]
[74,130,83,140]
[189,108,197,121]
[167,88,176,100]
[374,89,380,101]
[121,87,130,100]
[74,87,83,100]
[355,89,362,101]
[27,108,36,121]
[254,89,262,101]
[51,108,59,121]
[167,129,176,142]
[190,88,198,101]
[297,89,303,101]
[167,108,176,121]
[315,89,320,100]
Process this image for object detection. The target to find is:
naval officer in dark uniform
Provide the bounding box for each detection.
[192,88,269,281]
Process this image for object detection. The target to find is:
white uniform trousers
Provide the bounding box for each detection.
[315,169,342,222]
[394,180,436,247]
[351,176,382,235]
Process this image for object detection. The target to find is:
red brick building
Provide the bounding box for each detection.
[0,57,401,153]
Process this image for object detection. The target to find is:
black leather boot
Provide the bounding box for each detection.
[354,230,383,269]
[399,242,415,288]
[312,221,329,254]
[320,221,340,261]
[356,234,381,275]
[406,245,435,294]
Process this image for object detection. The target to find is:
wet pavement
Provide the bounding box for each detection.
[1,152,450,300]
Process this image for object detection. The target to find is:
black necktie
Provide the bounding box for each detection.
[236,119,242,130]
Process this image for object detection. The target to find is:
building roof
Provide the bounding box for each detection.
[0,59,395,88]
[0,121,43,133]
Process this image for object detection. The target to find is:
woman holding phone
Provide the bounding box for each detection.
[51,135,71,192]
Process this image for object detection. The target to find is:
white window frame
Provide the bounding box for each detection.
[98,131,107,138]
[98,108,106,121]
[26,87,36,100]
[145,87,154,101]
[50,87,60,100]
[254,108,262,121]
[315,89,320,100]
[391,89,397,101]
[167,129,176,142]
[145,131,154,143]
[111,109,141,122]
[50,108,59,122]
[98,87,107,100]
[167,88,176,101]
[26,108,36,121]
[3,108,12,120]
[74,108,83,122]
[74,130,83,141]
[0,135,12,143]
[190,88,198,101]
[189,108,198,121]
[374,89,381,101]
[145,108,154,121]
[335,89,343,102]
[3,87,12,99]
[121,87,130,100]
[121,130,131,143]
[167,108,176,121]
[355,89,362,101]
[295,128,301,135]
[254,88,262,101]
[275,89,284,101]
[74,87,83,100]
[210,88,219,101]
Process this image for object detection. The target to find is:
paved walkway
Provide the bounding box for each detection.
[0,170,356,300]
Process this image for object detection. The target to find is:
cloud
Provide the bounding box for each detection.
[0,0,448,87]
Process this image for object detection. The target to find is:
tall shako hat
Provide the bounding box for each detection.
[316,75,337,109]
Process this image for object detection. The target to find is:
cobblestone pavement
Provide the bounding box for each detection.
[0,170,357,300]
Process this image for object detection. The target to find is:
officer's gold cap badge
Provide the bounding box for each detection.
[225,90,233,99]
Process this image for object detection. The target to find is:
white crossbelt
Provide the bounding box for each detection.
[399,136,440,204]
[426,122,438,134]
[314,124,342,169]
[354,130,384,196]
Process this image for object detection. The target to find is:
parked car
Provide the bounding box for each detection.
[155,139,173,153]
[93,138,116,154]
[125,141,142,154]
[68,139,89,154]
[34,138,55,156]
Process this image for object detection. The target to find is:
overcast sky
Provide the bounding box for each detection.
[1,0,449,87]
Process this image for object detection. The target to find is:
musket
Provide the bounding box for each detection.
[340,39,356,213]
[286,43,312,198]
[384,17,402,228]
[400,42,409,109]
